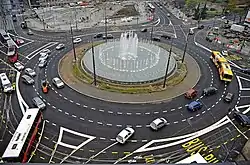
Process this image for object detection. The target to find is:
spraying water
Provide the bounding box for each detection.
[119,31,138,60]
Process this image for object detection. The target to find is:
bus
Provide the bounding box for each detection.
[7,40,18,63]
[176,153,208,164]
[0,29,10,43]
[2,108,43,163]
[210,51,233,82]
[0,73,14,93]
[147,2,155,12]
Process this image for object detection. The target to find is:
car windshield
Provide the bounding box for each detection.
[28,69,33,73]
[55,79,61,84]
[117,135,123,141]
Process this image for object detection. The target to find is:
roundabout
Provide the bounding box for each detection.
[2,4,250,164]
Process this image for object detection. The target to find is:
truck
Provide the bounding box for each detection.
[230,24,245,33]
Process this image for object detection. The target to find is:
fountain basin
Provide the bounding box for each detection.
[82,40,177,84]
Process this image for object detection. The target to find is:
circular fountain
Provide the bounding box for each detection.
[82,31,177,84]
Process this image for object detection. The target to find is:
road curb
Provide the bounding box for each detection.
[58,44,201,104]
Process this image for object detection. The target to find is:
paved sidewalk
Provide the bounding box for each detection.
[58,44,201,103]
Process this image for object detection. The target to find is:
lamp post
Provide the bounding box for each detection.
[91,36,97,86]
[163,38,173,88]
[181,34,189,63]
[70,26,77,62]
[104,6,107,43]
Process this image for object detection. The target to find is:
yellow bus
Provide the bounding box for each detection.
[211,51,233,82]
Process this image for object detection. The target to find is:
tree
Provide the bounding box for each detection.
[185,0,200,10]
[227,0,236,11]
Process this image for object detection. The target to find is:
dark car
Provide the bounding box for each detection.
[198,24,204,29]
[224,92,234,103]
[240,68,250,75]
[161,35,171,40]
[94,33,103,38]
[233,112,250,127]
[203,87,217,96]
[152,37,161,42]
[187,101,203,112]
[21,75,34,85]
[141,28,147,32]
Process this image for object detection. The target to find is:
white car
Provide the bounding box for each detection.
[150,117,167,130]
[221,50,229,56]
[73,38,82,44]
[14,62,24,71]
[39,53,48,61]
[52,77,64,88]
[25,68,36,77]
[38,60,47,68]
[56,43,65,50]
[116,127,135,144]
[41,48,51,54]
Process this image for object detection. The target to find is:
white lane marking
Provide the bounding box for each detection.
[72,115,77,118]
[52,123,57,126]
[97,122,103,125]
[107,123,112,126]
[88,120,93,123]
[91,107,96,110]
[65,112,69,115]
[76,103,80,105]
[108,111,113,114]
[58,109,62,112]
[99,109,105,112]
[80,117,85,120]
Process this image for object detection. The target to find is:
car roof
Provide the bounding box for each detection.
[153,118,164,125]
[33,97,42,102]
[186,88,196,94]
[189,101,200,107]
[118,128,133,137]
[22,75,31,79]
[226,93,233,97]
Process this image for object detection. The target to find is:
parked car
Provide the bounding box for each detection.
[150,117,167,130]
[116,127,135,144]
[38,60,47,68]
[25,68,36,77]
[221,50,229,56]
[27,29,33,35]
[41,79,49,93]
[198,24,204,29]
[141,28,147,32]
[52,77,64,88]
[21,75,34,85]
[14,62,24,71]
[73,38,82,44]
[185,88,198,99]
[94,33,103,38]
[41,48,51,54]
[107,34,114,39]
[203,87,217,96]
[187,101,203,112]
[233,112,250,127]
[152,37,161,42]
[56,43,65,50]
[39,53,48,61]
[32,97,46,110]
[161,35,171,40]
[224,92,234,103]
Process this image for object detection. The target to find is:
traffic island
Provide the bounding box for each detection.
[58,41,200,103]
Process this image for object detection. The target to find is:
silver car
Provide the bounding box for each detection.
[32,97,46,110]
[52,77,64,88]
[150,117,167,130]
[25,68,36,77]
[21,75,34,85]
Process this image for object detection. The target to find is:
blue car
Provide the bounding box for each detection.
[187,101,203,112]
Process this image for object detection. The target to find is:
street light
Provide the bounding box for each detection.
[91,36,97,86]
[181,33,189,63]
[163,38,173,88]
[70,26,77,62]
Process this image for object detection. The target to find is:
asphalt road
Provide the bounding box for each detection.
[0,2,250,164]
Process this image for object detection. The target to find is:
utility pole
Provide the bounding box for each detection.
[163,39,173,88]
[70,26,77,62]
[104,6,107,42]
[182,34,189,63]
[91,36,97,86]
